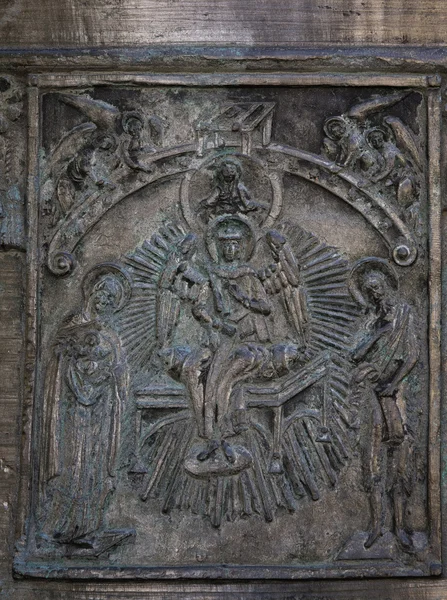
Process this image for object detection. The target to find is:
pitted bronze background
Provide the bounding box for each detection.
[1,4,447,598]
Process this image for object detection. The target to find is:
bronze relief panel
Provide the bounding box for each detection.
[15,73,442,580]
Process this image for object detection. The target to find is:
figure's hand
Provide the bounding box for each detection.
[354,363,379,384]
[139,163,154,174]
[228,283,249,305]
[350,346,364,362]
[375,381,396,396]
[221,322,237,337]
[211,317,236,337]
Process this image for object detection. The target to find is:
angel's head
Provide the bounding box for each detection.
[366,127,389,151]
[361,270,389,304]
[122,111,144,137]
[324,117,348,141]
[217,224,245,263]
[349,257,398,312]
[95,133,118,153]
[89,275,124,315]
[207,215,256,264]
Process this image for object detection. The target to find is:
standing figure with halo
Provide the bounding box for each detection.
[349,257,419,552]
[38,263,134,556]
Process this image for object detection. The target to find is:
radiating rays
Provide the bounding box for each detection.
[119,222,186,369]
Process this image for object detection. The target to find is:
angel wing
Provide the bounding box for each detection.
[262,229,309,347]
[59,93,121,131]
[156,232,199,346]
[41,121,103,224]
[45,94,121,182]
[43,122,97,181]
[119,222,195,369]
[261,225,360,491]
[346,92,409,121]
[383,115,423,171]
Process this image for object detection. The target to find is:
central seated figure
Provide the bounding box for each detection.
[159,214,305,476]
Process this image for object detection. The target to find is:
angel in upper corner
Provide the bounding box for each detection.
[41,94,164,228]
[120,110,163,173]
[131,215,309,476]
[320,92,424,234]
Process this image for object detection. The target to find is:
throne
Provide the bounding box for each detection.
[135,352,332,475]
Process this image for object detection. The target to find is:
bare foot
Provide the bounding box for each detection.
[396,528,414,553]
[197,439,219,462]
[364,526,381,549]
[221,440,236,464]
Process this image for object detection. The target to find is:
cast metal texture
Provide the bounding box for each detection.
[12,70,442,581]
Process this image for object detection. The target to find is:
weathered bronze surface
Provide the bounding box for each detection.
[9,72,441,583]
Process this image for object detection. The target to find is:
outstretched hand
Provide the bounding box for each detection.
[228,282,249,305]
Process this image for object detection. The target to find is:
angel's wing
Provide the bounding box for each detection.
[60,93,120,131]
[263,229,309,347]
[43,122,97,181]
[262,225,360,492]
[156,245,185,347]
[346,92,409,121]
[45,94,121,183]
[383,115,423,171]
[119,222,192,369]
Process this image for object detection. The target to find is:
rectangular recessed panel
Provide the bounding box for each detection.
[15,74,441,580]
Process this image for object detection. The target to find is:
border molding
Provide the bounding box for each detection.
[13,65,444,581]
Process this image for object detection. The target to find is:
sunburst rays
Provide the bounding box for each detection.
[119,222,187,369]
[121,219,358,526]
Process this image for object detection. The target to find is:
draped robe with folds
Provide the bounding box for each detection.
[39,314,127,544]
